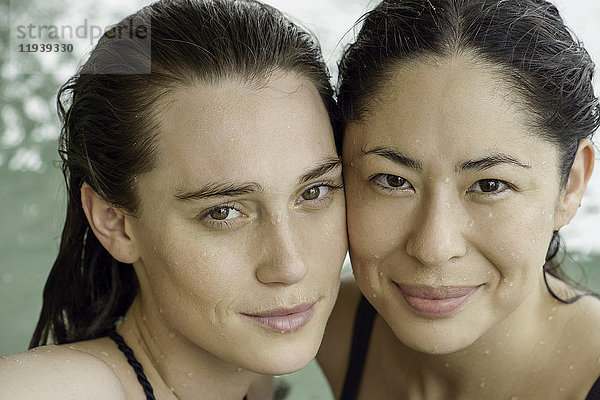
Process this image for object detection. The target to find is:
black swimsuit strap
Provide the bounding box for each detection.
[108,330,248,400]
[340,295,377,400]
[108,330,156,400]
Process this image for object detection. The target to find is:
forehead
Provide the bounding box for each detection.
[346,55,554,165]
[149,73,335,187]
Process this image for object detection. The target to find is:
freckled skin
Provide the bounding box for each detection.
[335,54,600,399]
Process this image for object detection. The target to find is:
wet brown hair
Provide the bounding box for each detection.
[30,0,338,347]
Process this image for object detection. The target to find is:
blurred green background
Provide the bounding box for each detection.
[1,0,599,398]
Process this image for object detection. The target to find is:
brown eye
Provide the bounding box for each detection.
[386,175,407,187]
[301,186,321,200]
[478,179,503,192]
[209,207,230,220]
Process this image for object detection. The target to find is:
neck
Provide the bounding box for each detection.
[117,296,255,400]
[375,276,564,398]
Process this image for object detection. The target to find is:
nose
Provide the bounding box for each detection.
[255,214,309,285]
[405,193,467,266]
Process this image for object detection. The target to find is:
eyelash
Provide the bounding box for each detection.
[369,174,516,197]
[467,179,516,197]
[197,181,344,230]
[198,202,245,230]
[369,174,414,193]
[296,181,344,208]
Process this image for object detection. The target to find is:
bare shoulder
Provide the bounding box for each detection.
[0,342,127,400]
[317,270,363,398]
[557,294,600,398]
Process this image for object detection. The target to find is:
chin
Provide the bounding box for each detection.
[244,338,320,375]
[388,316,482,356]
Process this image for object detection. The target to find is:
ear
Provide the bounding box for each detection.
[553,139,595,230]
[81,182,140,264]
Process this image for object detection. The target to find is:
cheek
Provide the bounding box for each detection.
[139,224,247,324]
[345,174,399,288]
[475,201,556,294]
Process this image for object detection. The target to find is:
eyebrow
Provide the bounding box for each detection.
[298,157,342,184]
[175,182,263,201]
[174,157,342,202]
[458,154,531,171]
[360,145,531,172]
[359,146,423,171]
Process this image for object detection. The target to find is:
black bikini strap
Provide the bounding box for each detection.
[108,330,156,400]
[340,295,377,400]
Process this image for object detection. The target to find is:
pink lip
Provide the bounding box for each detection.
[396,284,480,318]
[242,303,316,333]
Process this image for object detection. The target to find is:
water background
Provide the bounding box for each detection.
[1,1,599,398]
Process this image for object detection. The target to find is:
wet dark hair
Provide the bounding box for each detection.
[337,0,599,296]
[30,0,338,347]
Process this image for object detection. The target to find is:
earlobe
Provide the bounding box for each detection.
[80,182,140,264]
[553,139,595,230]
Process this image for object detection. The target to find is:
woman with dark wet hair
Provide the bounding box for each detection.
[0,0,348,398]
[318,0,600,398]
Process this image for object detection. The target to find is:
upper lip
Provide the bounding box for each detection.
[396,284,481,299]
[243,302,316,317]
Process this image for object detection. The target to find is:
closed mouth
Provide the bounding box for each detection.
[242,302,316,333]
[396,284,481,318]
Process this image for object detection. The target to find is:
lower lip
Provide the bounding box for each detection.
[397,286,480,318]
[243,305,315,333]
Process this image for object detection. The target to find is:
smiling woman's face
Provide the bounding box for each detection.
[126,72,347,374]
[343,55,571,354]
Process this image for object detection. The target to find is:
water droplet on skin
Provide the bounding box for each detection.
[237,367,243,372]
[560,388,565,392]
[379,272,383,277]
[374,254,380,259]
[444,363,450,368]
[168,332,175,339]
[480,381,485,388]
[159,307,164,314]
[142,315,146,322]
[488,211,493,218]
[548,315,554,321]
[511,397,519,400]
[372,293,377,298]
[160,354,165,360]
[101,352,109,357]
[170,387,175,393]
[484,349,490,355]
[187,372,193,378]
[415,139,420,144]
[468,220,475,228]
[350,162,354,167]
[111,363,116,370]
[445,202,451,209]
[509,282,514,287]
[68,345,77,350]
[569,365,575,370]
[443,177,450,184]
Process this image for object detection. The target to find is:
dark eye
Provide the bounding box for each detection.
[384,175,407,188]
[372,174,413,191]
[469,179,509,194]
